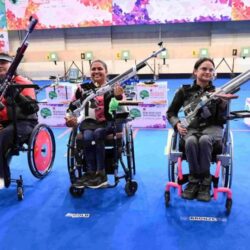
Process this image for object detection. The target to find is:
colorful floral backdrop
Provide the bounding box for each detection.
[2,0,250,30]
[5,0,112,30]
[232,0,250,20]
[113,0,232,25]
[0,0,7,29]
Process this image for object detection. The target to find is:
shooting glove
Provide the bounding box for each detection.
[4,85,20,99]
[15,94,39,114]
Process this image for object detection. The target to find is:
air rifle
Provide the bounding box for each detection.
[69,44,166,123]
[0,16,38,110]
[182,69,250,127]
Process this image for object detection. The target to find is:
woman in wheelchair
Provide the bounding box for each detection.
[167,57,231,202]
[0,53,39,189]
[65,59,124,188]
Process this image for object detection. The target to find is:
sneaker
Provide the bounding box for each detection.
[73,172,95,188]
[181,182,199,200]
[84,173,108,189]
[196,184,211,202]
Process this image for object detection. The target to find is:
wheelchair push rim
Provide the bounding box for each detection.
[124,123,136,177]
[67,126,82,183]
[28,124,56,178]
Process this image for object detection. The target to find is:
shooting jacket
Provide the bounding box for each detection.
[67,82,122,130]
[167,81,227,129]
[0,75,38,124]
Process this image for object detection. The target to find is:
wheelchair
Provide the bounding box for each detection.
[6,123,56,200]
[67,112,137,197]
[165,114,233,214]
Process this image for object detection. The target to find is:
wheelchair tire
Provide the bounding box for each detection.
[17,186,24,201]
[67,127,77,175]
[225,198,232,215]
[164,191,170,207]
[28,124,55,179]
[125,180,138,196]
[69,185,84,197]
[129,126,136,175]
[221,130,233,188]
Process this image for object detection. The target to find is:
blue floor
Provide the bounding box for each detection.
[0,78,250,250]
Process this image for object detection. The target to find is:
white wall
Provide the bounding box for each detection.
[8,21,250,79]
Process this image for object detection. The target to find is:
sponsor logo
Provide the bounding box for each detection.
[180,216,227,222]
[65,213,90,218]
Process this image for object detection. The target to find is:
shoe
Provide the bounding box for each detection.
[73,172,95,188]
[84,173,108,189]
[181,182,199,200]
[196,184,211,202]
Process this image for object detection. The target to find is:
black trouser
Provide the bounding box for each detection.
[0,121,37,187]
[183,125,223,177]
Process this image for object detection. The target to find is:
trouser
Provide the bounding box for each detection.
[82,123,115,172]
[0,121,37,187]
[183,125,223,177]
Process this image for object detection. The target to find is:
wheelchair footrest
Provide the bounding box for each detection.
[165,182,182,196]
[213,187,232,200]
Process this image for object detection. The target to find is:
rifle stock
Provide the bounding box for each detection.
[0,17,38,110]
[182,69,250,127]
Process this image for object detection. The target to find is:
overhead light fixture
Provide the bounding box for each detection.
[199,48,209,58]
[85,51,93,61]
[160,50,168,59]
[121,50,130,61]
[48,52,58,65]
[241,47,250,58]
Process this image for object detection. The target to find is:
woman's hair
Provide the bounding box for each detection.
[193,57,215,70]
[90,60,108,72]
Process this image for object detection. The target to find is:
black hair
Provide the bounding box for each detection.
[193,57,215,70]
[90,60,108,72]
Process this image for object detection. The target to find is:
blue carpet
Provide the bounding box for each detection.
[0,79,249,250]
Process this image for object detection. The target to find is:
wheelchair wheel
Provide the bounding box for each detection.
[225,198,232,215]
[28,124,55,179]
[221,130,233,188]
[17,186,24,201]
[69,185,84,197]
[129,126,136,175]
[167,129,178,182]
[164,191,170,207]
[16,175,24,201]
[125,180,138,196]
[67,126,84,184]
[124,124,136,177]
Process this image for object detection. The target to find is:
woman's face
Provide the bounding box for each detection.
[193,60,215,87]
[90,61,107,86]
[0,60,11,79]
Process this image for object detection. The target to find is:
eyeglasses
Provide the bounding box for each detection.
[199,67,215,72]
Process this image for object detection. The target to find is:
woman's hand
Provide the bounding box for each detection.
[114,84,124,97]
[176,122,187,136]
[215,93,239,100]
[65,116,77,127]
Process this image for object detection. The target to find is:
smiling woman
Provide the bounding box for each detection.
[65,59,124,188]
[167,57,231,202]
